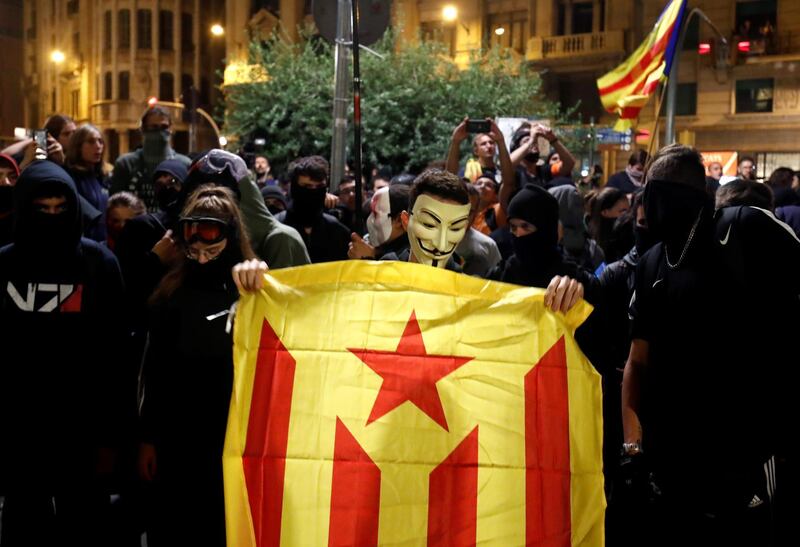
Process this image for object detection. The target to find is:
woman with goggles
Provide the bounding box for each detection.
[138,184,262,546]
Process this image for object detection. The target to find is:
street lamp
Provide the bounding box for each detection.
[210,24,224,37]
[50,50,65,63]
[495,27,506,36]
[442,5,458,23]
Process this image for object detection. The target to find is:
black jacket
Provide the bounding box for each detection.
[0,162,126,472]
[276,210,350,263]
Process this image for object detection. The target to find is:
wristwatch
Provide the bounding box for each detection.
[622,442,642,455]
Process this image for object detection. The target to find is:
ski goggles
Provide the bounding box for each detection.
[179,217,230,244]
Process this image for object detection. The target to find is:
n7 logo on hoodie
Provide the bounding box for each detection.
[6,282,83,312]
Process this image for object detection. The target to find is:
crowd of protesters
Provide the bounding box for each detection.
[0,106,798,546]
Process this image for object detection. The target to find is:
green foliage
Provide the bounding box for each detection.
[225,32,573,174]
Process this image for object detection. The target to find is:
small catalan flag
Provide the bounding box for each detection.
[597,0,687,131]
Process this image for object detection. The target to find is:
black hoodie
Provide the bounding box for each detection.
[0,161,127,472]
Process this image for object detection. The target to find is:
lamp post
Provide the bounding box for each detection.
[50,50,65,113]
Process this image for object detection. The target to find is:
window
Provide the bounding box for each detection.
[675,83,697,116]
[159,10,174,50]
[118,9,131,49]
[735,78,774,113]
[67,0,79,16]
[181,13,194,52]
[557,0,597,35]
[72,32,80,55]
[159,72,175,102]
[181,74,193,102]
[487,10,528,53]
[118,71,130,100]
[735,0,777,55]
[104,72,112,100]
[104,11,111,50]
[682,16,699,51]
[137,9,152,49]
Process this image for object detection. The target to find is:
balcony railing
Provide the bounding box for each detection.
[526,30,625,62]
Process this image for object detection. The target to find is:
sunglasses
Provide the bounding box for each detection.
[179,217,230,244]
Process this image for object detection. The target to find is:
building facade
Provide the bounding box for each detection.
[0,0,24,145]
[22,0,226,158]
[240,0,800,176]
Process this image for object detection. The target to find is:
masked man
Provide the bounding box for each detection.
[0,161,126,545]
[276,155,350,263]
[349,184,410,261]
[621,144,800,545]
[110,106,191,211]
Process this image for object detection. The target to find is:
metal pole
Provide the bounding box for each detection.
[664,8,728,144]
[351,0,364,234]
[588,116,595,169]
[330,0,351,192]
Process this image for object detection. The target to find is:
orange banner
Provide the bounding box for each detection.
[701,151,738,177]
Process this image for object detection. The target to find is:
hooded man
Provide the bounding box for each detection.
[276,155,350,263]
[549,184,605,273]
[492,184,596,291]
[0,160,126,546]
[621,144,800,545]
[110,106,192,211]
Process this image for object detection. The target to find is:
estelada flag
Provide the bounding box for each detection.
[596,0,686,131]
[224,261,604,546]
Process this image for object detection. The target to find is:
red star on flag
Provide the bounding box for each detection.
[349,311,473,431]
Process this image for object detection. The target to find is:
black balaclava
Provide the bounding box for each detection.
[507,185,560,267]
[290,180,326,227]
[13,161,82,257]
[182,225,244,290]
[643,179,710,258]
[153,159,189,216]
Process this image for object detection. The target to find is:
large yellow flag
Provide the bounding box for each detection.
[224,261,604,546]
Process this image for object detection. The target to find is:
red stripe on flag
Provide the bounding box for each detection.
[328,418,381,547]
[598,19,676,96]
[242,320,297,547]
[525,337,571,547]
[428,426,479,547]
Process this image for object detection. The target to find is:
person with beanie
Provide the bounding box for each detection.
[491,184,597,296]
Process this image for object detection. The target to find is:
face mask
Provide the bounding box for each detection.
[155,185,181,213]
[643,180,708,250]
[511,227,559,268]
[407,194,471,268]
[142,129,171,161]
[27,210,74,252]
[366,187,392,246]
[626,165,644,185]
[0,186,13,214]
[290,182,327,226]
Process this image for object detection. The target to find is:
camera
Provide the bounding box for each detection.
[466,119,491,134]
